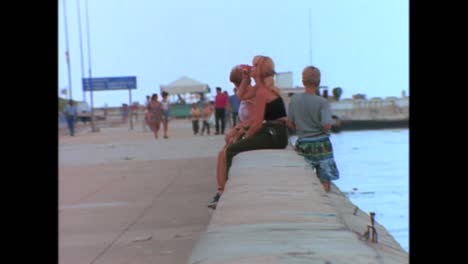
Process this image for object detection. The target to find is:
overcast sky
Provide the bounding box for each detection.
[58,0,408,107]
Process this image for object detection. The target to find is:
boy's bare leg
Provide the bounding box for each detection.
[321,181,330,192]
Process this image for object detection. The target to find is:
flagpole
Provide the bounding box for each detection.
[76,0,86,103]
[85,0,97,132]
[308,8,312,65]
[63,0,73,100]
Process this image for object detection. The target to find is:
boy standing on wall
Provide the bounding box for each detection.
[287,66,340,192]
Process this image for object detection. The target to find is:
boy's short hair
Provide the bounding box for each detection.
[302,66,321,87]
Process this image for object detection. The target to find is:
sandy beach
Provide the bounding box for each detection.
[59,119,225,264]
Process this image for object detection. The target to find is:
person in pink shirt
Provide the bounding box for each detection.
[208,64,257,209]
[214,87,228,135]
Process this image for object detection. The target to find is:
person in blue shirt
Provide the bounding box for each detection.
[228,88,241,127]
[63,100,77,136]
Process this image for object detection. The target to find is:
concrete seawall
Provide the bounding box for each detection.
[188,150,408,264]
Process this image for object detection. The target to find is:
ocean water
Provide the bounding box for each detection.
[330,129,409,252]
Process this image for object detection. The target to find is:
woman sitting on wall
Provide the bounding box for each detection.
[208,56,291,208]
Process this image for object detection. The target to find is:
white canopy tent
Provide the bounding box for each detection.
[160,76,210,94]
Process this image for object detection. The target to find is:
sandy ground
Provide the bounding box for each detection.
[59,119,227,264]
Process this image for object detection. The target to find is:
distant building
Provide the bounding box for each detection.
[352,94,367,100]
[275,72,293,89]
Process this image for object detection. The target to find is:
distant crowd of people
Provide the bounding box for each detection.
[188,86,242,136]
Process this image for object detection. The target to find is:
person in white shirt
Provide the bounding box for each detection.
[143,95,151,132]
[161,91,171,139]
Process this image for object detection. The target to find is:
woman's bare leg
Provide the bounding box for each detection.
[146,115,152,131]
[153,122,160,139]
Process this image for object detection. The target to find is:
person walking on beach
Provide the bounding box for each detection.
[63,99,77,136]
[214,87,228,135]
[224,91,233,129]
[149,94,163,139]
[190,103,201,135]
[121,104,129,123]
[208,101,215,127]
[201,101,213,135]
[229,87,241,127]
[131,102,139,122]
[287,66,340,192]
[161,91,171,139]
[208,56,291,208]
[143,95,152,132]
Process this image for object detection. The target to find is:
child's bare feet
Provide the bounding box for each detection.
[322,181,330,192]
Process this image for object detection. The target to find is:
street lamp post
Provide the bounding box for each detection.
[76,0,86,103]
[85,0,97,132]
[62,0,73,100]
[308,8,312,65]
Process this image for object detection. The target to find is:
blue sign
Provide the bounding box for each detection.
[82,76,137,91]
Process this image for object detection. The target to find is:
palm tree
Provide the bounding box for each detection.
[332,87,343,101]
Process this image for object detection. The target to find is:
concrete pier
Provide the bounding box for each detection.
[188,150,408,264]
